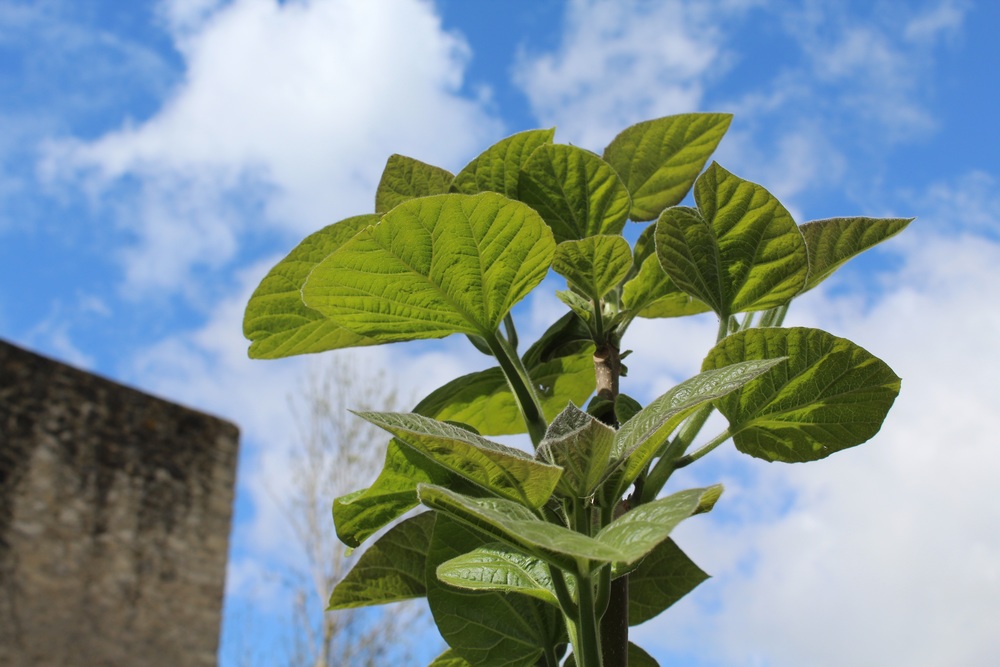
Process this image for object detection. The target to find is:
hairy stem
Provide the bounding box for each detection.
[486,329,548,446]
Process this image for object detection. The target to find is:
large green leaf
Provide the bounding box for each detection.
[375,154,454,213]
[655,162,808,318]
[412,324,596,437]
[242,214,377,359]
[517,143,631,242]
[536,404,616,499]
[622,254,711,319]
[628,538,708,625]
[328,511,435,609]
[436,542,559,607]
[594,486,721,567]
[357,411,562,508]
[703,327,901,463]
[612,359,786,489]
[552,235,633,302]
[451,128,556,198]
[427,516,564,667]
[800,216,914,292]
[603,113,732,221]
[333,438,474,548]
[303,192,555,341]
[418,484,623,571]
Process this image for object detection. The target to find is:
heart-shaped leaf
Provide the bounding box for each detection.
[303,193,555,341]
[655,162,808,318]
[375,154,454,213]
[427,516,564,667]
[552,235,633,302]
[357,411,562,508]
[518,143,631,242]
[243,214,377,359]
[451,128,555,198]
[537,404,616,499]
[603,113,732,221]
[627,538,709,625]
[622,254,711,319]
[328,511,435,609]
[702,327,901,462]
[436,542,560,607]
[800,216,914,292]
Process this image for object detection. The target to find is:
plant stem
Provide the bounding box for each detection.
[486,329,548,447]
[641,403,714,503]
[575,570,603,667]
[717,314,731,342]
[674,428,733,468]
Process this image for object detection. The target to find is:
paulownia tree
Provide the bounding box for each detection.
[243,113,909,667]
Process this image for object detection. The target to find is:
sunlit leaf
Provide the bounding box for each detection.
[628,538,708,625]
[451,128,555,198]
[552,235,633,302]
[537,403,616,498]
[800,216,914,292]
[375,154,454,213]
[622,254,711,319]
[436,542,559,606]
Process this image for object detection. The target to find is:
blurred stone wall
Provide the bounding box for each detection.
[0,340,239,666]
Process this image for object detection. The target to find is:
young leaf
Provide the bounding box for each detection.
[655,162,808,318]
[451,128,556,198]
[303,192,555,341]
[242,214,377,359]
[603,113,732,221]
[428,649,475,667]
[594,486,722,566]
[375,154,454,213]
[552,235,633,302]
[537,404,616,499]
[427,516,565,667]
[436,542,560,607]
[333,438,474,548]
[518,143,631,242]
[418,484,624,571]
[613,358,786,488]
[703,327,901,463]
[356,411,563,508]
[627,538,709,625]
[800,217,914,292]
[328,511,435,609]
[622,254,711,319]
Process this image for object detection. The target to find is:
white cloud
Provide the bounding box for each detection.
[43,0,500,295]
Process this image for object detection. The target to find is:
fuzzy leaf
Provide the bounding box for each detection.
[537,404,616,499]
[628,538,709,625]
[375,154,454,213]
[328,512,435,609]
[451,128,555,198]
[436,543,559,606]
[703,327,901,462]
[655,162,808,318]
[303,192,554,341]
[243,214,377,359]
[552,235,633,302]
[518,143,631,242]
[603,113,732,221]
[800,216,914,292]
[357,411,562,508]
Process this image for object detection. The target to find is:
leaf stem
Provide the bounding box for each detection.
[674,428,733,468]
[641,403,714,503]
[486,329,548,447]
[574,570,603,667]
[550,565,578,618]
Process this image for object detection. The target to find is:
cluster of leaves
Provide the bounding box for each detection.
[243,113,909,667]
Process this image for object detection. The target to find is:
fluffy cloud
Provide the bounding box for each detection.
[43,0,499,294]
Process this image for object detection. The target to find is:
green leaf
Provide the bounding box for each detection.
[517,143,631,242]
[428,649,474,667]
[537,403,616,499]
[613,359,787,488]
[628,538,709,625]
[356,411,562,508]
[800,217,914,292]
[303,192,555,342]
[566,642,660,667]
[375,154,454,213]
[451,128,556,198]
[412,322,596,437]
[427,516,564,667]
[333,439,474,548]
[603,113,732,221]
[436,542,559,607]
[328,511,435,609]
[418,484,623,571]
[595,486,721,567]
[655,162,808,318]
[242,214,378,359]
[622,254,711,319]
[552,235,633,302]
[615,393,643,425]
[702,327,901,463]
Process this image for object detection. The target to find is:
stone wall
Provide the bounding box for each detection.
[0,340,239,666]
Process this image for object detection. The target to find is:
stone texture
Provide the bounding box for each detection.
[0,340,239,666]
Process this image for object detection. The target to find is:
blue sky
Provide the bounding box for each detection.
[3,0,1000,665]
